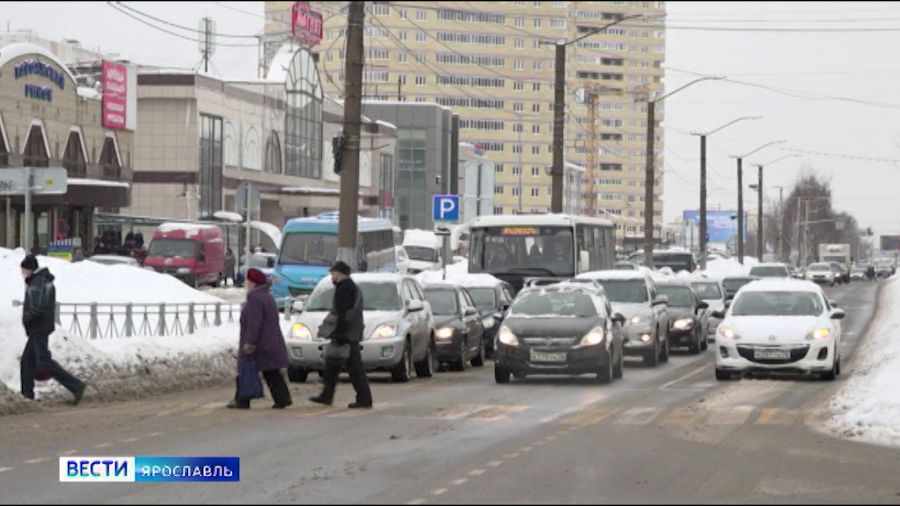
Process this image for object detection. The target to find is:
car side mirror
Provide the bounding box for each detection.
[652,295,668,306]
[611,312,627,325]
[493,312,504,320]
[406,299,424,312]
[831,309,846,320]
[697,301,709,310]
[829,300,839,308]
[292,300,305,313]
[464,307,479,317]
[502,303,511,313]
[710,310,725,319]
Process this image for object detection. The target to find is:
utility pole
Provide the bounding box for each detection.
[774,185,785,261]
[551,42,565,213]
[587,92,597,217]
[643,100,656,267]
[736,157,744,264]
[337,1,365,268]
[757,164,763,261]
[699,134,707,268]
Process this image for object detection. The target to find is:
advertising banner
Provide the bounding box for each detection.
[102,61,127,130]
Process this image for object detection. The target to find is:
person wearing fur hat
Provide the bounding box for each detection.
[228,268,292,409]
[19,255,86,405]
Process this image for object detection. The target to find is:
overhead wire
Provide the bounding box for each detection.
[106,2,259,47]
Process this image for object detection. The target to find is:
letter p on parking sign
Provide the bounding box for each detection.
[432,195,460,222]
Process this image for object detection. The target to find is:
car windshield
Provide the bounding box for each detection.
[467,288,497,309]
[659,286,693,307]
[249,255,275,269]
[724,279,755,294]
[148,239,196,259]
[731,291,824,317]
[424,289,459,315]
[510,290,598,317]
[654,253,693,272]
[469,226,575,277]
[808,264,831,272]
[279,233,337,266]
[750,266,788,278]
[691,282,722,300]
[596,280,647,304]
[405,246,437,262]
[614,263,636,271]
[304,282,402,311]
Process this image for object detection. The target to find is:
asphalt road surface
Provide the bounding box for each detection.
[1,281,898,504]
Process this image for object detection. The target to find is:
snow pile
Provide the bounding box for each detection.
[826,277,900,446]
[702,257,757,280]
[403,229,440,248]
[416,260,470,285]
[0,248,241,415]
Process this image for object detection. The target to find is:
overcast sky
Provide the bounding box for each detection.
[3,2,900,233]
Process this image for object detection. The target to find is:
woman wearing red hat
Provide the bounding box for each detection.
[228,268,293,409]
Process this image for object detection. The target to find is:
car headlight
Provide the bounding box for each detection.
[372,324,398,340]
[718,326,739,340]
[579,326,606,347]
[498,325,519,347]
[673,318,694,331]
[273,274,285,284]
[291,323,312,341]
[482,317,496,329]
[436,327,455,340]
[176,267,191,275]
[808,327,831,340]
[629,315,644,325]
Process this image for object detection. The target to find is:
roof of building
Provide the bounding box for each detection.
[0,42,80,86]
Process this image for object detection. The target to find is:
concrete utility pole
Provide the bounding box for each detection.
[729,140,785,264]
[757,165,763,261]
[551,42,566,213]
[337,1,365,268]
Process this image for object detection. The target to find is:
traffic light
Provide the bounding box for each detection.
[332,134,346,174]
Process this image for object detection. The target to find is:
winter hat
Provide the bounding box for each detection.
[329,261,352,276]
[246,268,267,285]
[20,255,39,272]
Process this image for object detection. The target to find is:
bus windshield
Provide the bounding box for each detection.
[469,226,575,277]
[279,233,337,266]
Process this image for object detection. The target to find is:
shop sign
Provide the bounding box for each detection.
[15,58,66,102]
[102,60,128,130]
[292,2,323,46]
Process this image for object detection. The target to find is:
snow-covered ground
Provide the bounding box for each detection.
[825,276,900,446]
[0,248,242,415]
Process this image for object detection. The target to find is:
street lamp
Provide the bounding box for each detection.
[642,76,724,268]
[544,14,644,214]
[749,154,801,262]
[728,140,787,264]
[690,115,762,270]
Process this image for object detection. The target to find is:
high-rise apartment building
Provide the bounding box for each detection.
[263,1,666,240]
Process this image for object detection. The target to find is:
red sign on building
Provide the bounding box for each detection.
[101,61,127,130]
[291,1,323,46]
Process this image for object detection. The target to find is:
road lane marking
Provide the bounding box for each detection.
[468,469,485,476]
[451,478,468,486]
[560,406,620,427]
[0,467,14,474]
[62,450,78,456]
[520,446,532,452]
[705,406,754,426]
[755,408,800,425]
[658,407,705,428]
[146,432,165,438]
[406,499,427,505]
[24,458,48,464]
[470,404,529,421]
[507,453,520,459]
[95,443,113,449]
[660,363,710,390]
[534,441,546,446]
[545,435,558,441]
[487,460,504,467]
[120,437,140,443]
[432,489,448,496]
[614,407,661,425]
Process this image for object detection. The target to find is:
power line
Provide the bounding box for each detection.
[115,2,261,39]
[776,147,900,164]
[106,2,258,47]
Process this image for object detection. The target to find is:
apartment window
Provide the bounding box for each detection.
[533,60,541,71]
[534,1,542,6]
[437,75,505,88]
[398,74,407,85]
[531,166,540,177]
[534,39,542,49]
[515,59,524,71]
[532,82,541,92]
[415,75,427,86]
[372,3,390,15]
[512,187,521,197]
[495,164,504,174]
[416,31,426,42]
[513,102,524,112]
[417,9,427,20]
[398,8,407,19]
[495,185,505,195]
[515,17,525,28]
[513,144,523,154]
[514,38,524,49]
[532,103,540,113]
[534,18,542,28]
[436,53,506,67]
[480,142,505,152]
[415,97,427,102]
[531,145,540,155]
[437,32,505,45]
[551,18,567,29]
[437,9,505,24]
[531,187,540,197]
[513,123,523,133]
[494,206,503,214]
[399,53,408,63]
[512,165,522,175]
[514,81,524,91]
[416,53,426,64]
[532,124,540,134]
[325,52,333,63]
[400,31,408,42]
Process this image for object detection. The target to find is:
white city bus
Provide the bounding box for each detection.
[468,214,616,292]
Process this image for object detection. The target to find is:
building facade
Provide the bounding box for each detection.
[263,1,666,241]
[126,46,396,249]
[0,43,133,253]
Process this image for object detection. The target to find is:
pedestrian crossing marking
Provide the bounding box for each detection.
[658,407,706,428]
[470,405,528,421]
[614,407,661,425]
[704,406,754,426]
[560,406,621,426]
[295,405,341,418]
[755,408,800,425]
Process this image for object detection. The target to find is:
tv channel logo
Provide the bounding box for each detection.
[60,457,240,483]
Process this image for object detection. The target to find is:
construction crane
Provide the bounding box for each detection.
[578,85,625,219]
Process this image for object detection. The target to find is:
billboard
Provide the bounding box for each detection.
[682,210,747,243]
[880,235,900,251]
[292,2,323,46]
[101,60,127,130]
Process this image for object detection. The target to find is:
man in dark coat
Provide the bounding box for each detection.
[227,268,293,410]
[19,255,86,404]
[310,261,372,409]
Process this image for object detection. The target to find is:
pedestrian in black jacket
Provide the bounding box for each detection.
[310,261,372,409]
[19,255,86,404]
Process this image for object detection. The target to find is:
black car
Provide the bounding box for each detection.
[656,281,709,354]
[722,275,760,300]
[494,282,627,384]
[459,280,515,357]
[423,284,486,371]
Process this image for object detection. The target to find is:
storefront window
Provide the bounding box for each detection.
[284,49,323,178]
[63,131,86,178]
[199,114,223,217]
[23,125,49,167]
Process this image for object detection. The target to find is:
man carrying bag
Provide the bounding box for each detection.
[310,262,372,409]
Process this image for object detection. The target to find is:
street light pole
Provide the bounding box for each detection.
[748,154,799,262]
[729,140,786,264]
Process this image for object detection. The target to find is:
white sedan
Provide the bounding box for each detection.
[712,279,845,381]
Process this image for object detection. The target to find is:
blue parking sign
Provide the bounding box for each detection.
[433,195,460,222]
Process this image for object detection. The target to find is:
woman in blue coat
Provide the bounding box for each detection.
[228,268,292,409]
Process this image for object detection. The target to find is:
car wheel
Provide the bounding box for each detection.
[660,332,670,363]
[452,338,468,372]
[414,339,435,378]
[287,367,308,383]
[689,329,702,355]
[513,372,528,380]
[494,364,511,384]
[700,333,709,351]
[597,354,613,385]
[643,341,660,367]
[613,345,624,379]
[715,368,737,381]
[471,338,486,368]
[391,339,412,383]
[822,355,839,381]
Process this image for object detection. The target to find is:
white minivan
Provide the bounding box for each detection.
[402,229,442,274]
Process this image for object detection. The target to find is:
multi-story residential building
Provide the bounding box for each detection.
[263,1,666,241]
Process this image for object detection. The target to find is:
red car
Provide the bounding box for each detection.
[144,223,226,288]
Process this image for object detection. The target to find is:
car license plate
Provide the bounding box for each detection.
[531,351,566,362]
[754,349,790,360]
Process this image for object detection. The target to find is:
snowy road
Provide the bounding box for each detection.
[1,281,898,503]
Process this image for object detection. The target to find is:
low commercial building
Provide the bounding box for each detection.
[0,42,134,253]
